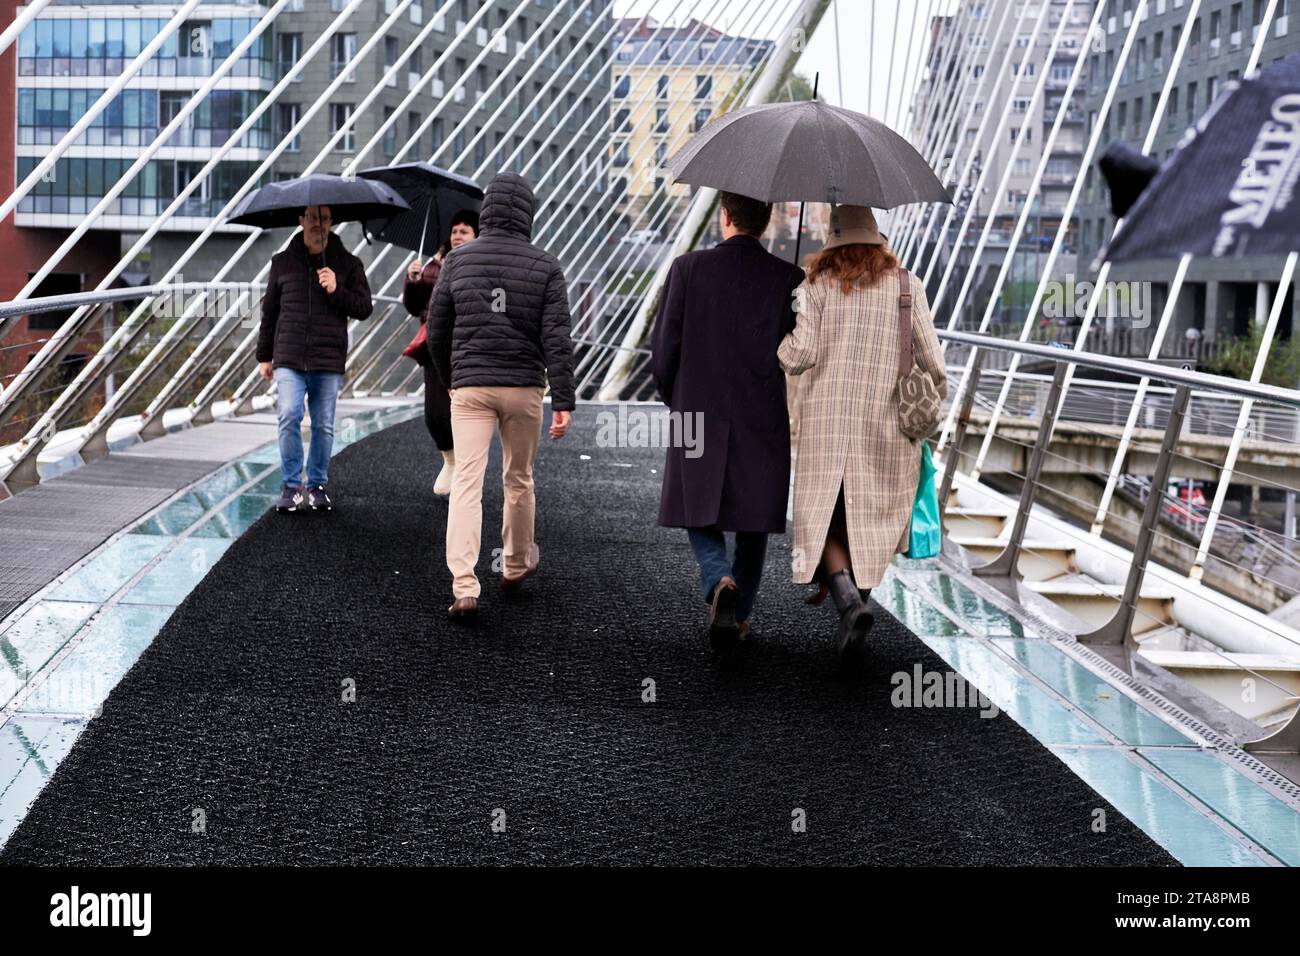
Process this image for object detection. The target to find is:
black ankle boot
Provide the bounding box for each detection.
[827,570,873,667]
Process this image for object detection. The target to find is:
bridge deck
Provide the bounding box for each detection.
[0,411,1188,865]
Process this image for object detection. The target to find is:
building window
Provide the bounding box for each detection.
[657,74,670,98]
[382,107,396,155]
[408,111,421,156]
[277,102,301,152]
[694,75,712,99]
[330,102,355,151]
[693,107,710,132]
[614,74,629,98]
[331,33,356,80]
[276,33,301,81]
[384,37,398,87]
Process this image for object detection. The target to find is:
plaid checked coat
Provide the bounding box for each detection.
[778,267,947,588]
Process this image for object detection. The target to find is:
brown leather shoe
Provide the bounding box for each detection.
[447,596,478,621]
[501,543,540,591]
[708,576,740,653]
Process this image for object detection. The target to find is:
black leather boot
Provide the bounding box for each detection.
[827,570,873,668]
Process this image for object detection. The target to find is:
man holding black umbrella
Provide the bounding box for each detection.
[257,204,374,513]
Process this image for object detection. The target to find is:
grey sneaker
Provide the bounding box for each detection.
[307,485,332,511]
[275,484,305,513]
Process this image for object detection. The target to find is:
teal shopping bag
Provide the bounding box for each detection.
[909,441,942,559]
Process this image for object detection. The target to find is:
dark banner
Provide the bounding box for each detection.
[1104,51,1300,262]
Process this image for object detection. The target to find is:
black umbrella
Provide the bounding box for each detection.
[357,163,484,261]
[226,173,410,230]
[1103,51,1300,261]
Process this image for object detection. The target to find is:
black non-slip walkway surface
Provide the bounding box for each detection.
[1,415,1177,866]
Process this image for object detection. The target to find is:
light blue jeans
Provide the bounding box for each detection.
[275,367,343,488]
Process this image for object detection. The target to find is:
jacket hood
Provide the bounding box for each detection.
[478,172,535,240]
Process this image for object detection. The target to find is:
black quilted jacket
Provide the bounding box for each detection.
[256,230,374,375]
[426,172,575,410]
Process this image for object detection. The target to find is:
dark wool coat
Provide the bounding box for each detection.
[256,230,374,375]
[652,234,805,532]
[426,172,575,410]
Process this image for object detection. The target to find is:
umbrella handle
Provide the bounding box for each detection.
[418,204,432,263]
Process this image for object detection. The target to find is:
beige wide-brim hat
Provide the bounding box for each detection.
[821,204,884,250]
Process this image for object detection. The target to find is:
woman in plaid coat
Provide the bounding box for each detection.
[778,206,946,665]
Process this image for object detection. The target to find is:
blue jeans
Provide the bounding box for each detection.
[686,528,768,623]
[275,367,343,488]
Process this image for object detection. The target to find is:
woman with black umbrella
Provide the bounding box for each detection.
[401,208,479,496]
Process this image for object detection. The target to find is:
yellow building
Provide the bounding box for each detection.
[610,17,774,203]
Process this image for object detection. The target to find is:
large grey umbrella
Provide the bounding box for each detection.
[668,100,951,208]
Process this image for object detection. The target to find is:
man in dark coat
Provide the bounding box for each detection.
[427,172,574,621]
[652,191,804,651]
[257,204,374,513]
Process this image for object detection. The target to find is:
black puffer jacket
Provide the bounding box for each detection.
[426,172,575,410]
[257,230,374,375]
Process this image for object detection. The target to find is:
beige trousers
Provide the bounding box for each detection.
[446,385,545,599]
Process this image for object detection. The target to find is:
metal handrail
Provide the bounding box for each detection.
[938,331,1300,410]
[0,284,266,320]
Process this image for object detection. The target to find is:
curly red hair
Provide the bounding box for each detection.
[806,243,899,294]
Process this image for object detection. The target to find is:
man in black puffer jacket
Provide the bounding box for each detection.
[427,171,574,620]
[256,204,374,514]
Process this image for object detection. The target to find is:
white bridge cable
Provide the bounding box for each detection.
[0,0,463,478]
[166,0,615,423]
[923,0,1053,305]
[557,3,795,394]
[322,0,608,378]
[0,0,206,230]
[896,0,1020,267]
[8,0,431,456]
[887,2,980,248]
[952,0,1199,471]
[239,1,716,411]
[1085,0,1283,537]
[932,0,1106,450]
[878,0,934,237]
[334,0,745,398]
[0,0,53,57]
[548,4,785,317]
[930,0,1082,344]
[348,1,754,396]
[894,1,1010,259]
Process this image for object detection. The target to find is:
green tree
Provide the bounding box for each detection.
[1206,327,1300,388]
[777,71,816,103]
